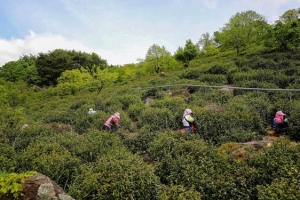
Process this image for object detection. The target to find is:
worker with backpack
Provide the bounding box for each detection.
[181,108,196,135]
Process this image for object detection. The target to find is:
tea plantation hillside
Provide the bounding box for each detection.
[1,47,300,199]
[2,8,300,198]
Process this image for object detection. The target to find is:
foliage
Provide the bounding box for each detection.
[69,145,160,200]
[144,44,177,74]
[158,185,201,200]
[1,7,300,200]
[174,39,199,67]
[0,144,17,172]
[271,19,300,51]
[216,10,267,56]
[18,141,81,189]
[139,107,173,131]
[149,135,258,199]
[0,171,38,199]
[247,140,300,194]
[36,49,107,86]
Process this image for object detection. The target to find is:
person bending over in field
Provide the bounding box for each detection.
[272,110,288,137]
[103,112,121,132]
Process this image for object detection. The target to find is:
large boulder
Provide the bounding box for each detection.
[22,174,74,200]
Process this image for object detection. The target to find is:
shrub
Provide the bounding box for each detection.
[128,103,146,121]
[150,97,187,130]
[179,69,202,79]
[12,123,56,152]
[0,144,17,172]
[151,137,257,199]
[139,107,174,131]
[18,141,81,190]
[257,174,300,200]
[123,132,158,154]
[115,94,143,110]
[69,151,160,199]
[158,185,201,200]
[247,140,300,186]
[0,171,38,199]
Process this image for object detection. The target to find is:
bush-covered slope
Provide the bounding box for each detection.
[1,47,300,199]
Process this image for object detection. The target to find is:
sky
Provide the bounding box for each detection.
[0,0,299,67]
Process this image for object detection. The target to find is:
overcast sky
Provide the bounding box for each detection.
[0,0,299,66]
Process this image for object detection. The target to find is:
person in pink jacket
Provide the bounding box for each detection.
[272,111,288,137]
[103,112,121,132]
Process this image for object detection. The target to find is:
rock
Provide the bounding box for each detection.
[160,72,166,77]
[22,174,74,200]
[220,85,234,95]
[145,97,154,105]
[21,124,29,131]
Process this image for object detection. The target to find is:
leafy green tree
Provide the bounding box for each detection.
[174,39,199,67]
[278,8,300,23]
[270,17,300,51]
[216,10,267,56]
[145,44,175,73]
[36,49,107,86]
[197,32,215,52]
[0,55,41,85]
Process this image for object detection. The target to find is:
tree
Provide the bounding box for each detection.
[216,10,267,56]
[0,61,28,82]
[278,8,300,23]
[36,49,107,86]
[0,55,40,85]
[197,32,215,52]
[145,44,172,73]
[271,19,300,51]
[266,8,300,50]
[174,39,199,68]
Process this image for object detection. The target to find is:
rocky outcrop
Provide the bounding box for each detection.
[220,85,234,95]
[22,174,74,200]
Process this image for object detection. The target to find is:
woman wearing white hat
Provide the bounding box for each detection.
[182,109,195,135]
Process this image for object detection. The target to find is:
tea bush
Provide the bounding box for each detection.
[158,185,201,200]
[123,131,158,154]
[179,69,203,80]
[247,140,300,186]
[0,105,26,144]
[190,88,233,106]
[12,123,56,152]
[226,96,265,131]
[139,107,173,131]
[115,94,144,110]
[257,174,300,200]
[197,74,227,85]
[128,103,146,121]
[48,131,125,163]
[151,137,257,199]
[150,97,187,130]
[0,144,17,172]
[287,101,300,141]
[18,141,81,189]
[69,150,160,200]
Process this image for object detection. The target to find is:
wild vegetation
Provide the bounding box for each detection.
[1,8,300,199]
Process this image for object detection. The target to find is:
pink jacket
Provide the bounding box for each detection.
[104,112,120,127]
[274,111,285,124]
